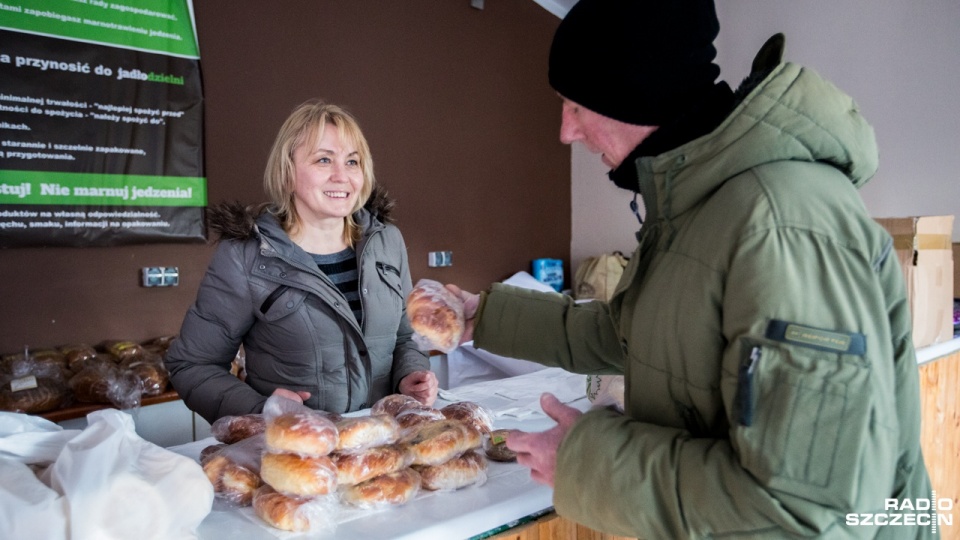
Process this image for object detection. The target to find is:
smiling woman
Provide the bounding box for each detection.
[163,99,439,424]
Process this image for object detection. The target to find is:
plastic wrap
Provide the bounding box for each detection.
[415,449,488,491]
[370,393,422,417]
[407,419,483,466]
[58,344,98,372]
[396,408,445,442]
[0,349,72,414]
[96,340,145,362]
[334,414,401,454]
[252,485,339,533]
[260,451,338,497]
[68,362,143,410]
[406,278,465,353]
[262,395,339,457]
[483,429,517,462]
[201,433,265,506]
[331,443,412,486]
[340,467,421,510]
[211,413,266,444]
[440,401,494,434]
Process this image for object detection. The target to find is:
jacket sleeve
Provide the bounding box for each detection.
[553,227,905,538]
[389,229,430,389]
[473,283,625,375]
[164,240,266,424]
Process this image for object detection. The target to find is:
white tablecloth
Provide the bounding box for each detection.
[168,367,591,540]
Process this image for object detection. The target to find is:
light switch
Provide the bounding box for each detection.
[142,267,179,287]
[428,251,453,267]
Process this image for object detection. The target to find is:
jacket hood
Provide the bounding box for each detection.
[636,43,878,222]
[208,183,396,241]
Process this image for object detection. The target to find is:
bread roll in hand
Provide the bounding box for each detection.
[406,279,465,353]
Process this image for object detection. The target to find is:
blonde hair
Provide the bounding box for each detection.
[263,99,375,246]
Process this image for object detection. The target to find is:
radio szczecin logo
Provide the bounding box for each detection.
[846,494,953,533]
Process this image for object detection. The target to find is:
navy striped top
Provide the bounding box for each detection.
[311,248,362,324]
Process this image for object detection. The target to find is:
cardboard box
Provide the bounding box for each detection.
[874,215,954,348]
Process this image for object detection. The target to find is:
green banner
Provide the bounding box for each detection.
[0,170,205,206]
[0,0,199,58]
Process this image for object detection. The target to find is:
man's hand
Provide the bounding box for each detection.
[271,387,311,404]
[399,370,439,406]
[444,284,480,343]
[506,393,582,487]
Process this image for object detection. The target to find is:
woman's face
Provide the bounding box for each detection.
[291,124,364,225]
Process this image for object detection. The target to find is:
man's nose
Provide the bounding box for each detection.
[559,108,580,145]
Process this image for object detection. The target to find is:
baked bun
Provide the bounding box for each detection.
[203,454,261,506]
[260,452,337,497]
[416,449,488,491]
[252,485,337,532]
[407,419,483,466]
[406,279,464,353]
[199,443,228,465]
[333,443,411,486]
[265,411,338,456]
[440,401,494,434]
[335,414,401,454]
[371,394,422,417]
[396,409,445,442]
[0,378,69,414]
[341,468,421,508]
[211,414,267,444]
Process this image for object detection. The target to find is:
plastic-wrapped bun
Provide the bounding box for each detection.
[265,411,338,456]
[406,279,465,353]
[341,468,421,509]
[260,452,338,497]
[407,419,483,466]
[440,401,494,434]
[252,485,338,533]
[416,449,488,491]
[200,434,265,506]
[335,414,401,454]
[396,408,445,442]
[333,443,411,486]
[370,394,422,417]
[211,414,267,444]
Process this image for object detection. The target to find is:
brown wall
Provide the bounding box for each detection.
[0,1,569,354]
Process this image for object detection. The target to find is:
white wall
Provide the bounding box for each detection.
[570,1,960,274]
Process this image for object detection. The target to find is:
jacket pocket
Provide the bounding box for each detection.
[257,285,307,322]
[375,261,404,299]
[733,341,873,492]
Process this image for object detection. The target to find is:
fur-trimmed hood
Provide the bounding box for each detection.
[207,184,395,241]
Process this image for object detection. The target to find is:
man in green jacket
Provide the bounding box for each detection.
[449,0,935,538]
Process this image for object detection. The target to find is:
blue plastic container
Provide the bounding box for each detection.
[532,258,564,292]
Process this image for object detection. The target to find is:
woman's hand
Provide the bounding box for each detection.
[443,284,480,344]
[271,387,311,404]
[399,370,439,406]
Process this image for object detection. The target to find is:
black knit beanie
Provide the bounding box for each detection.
[549,0,722,126]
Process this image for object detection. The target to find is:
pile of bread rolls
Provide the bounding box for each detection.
[200,394,494,533]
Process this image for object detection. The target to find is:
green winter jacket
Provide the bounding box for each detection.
[474,59,934,538]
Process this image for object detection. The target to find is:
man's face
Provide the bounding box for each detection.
[559,97,659,169]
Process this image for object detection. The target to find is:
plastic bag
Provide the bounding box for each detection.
[0,409,213,540]
[406,278,465,353]
[574,251,629,301]
[585,374,625,413]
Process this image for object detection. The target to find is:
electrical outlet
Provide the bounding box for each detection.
[427,251,453,267]
[142,267,179,287]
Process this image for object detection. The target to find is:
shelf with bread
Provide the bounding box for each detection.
[0,336,178,422]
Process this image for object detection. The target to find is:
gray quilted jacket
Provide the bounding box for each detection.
[165,187,428,423]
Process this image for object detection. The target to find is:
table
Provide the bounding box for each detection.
[168,367,592,540]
